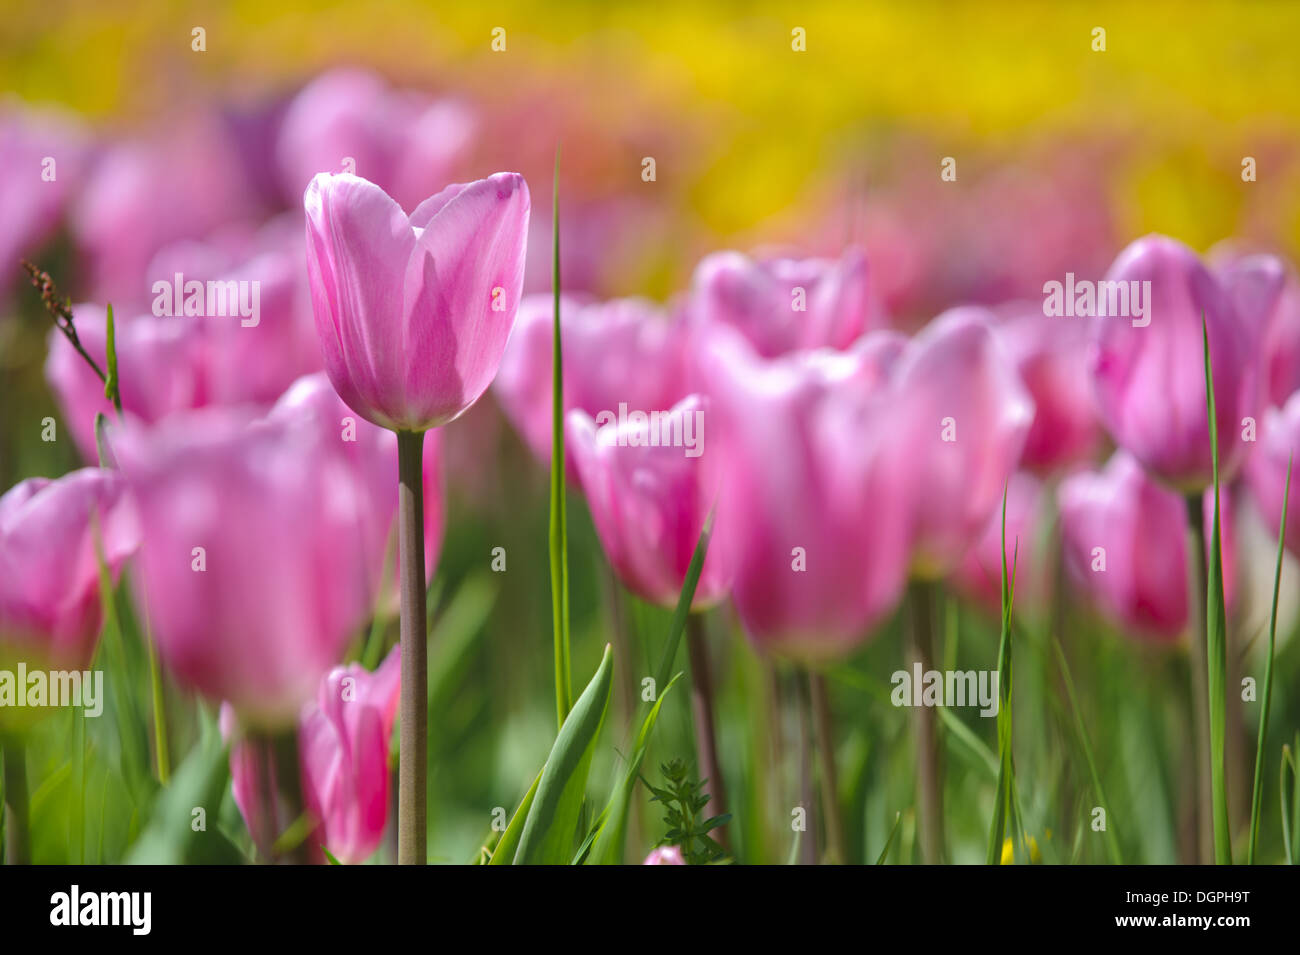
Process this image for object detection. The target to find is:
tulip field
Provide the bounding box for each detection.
[2,2,1300,895]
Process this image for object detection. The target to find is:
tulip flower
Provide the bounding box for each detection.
[268,372,444,609]
[643,846,686,865]
[1247,391,1300,560]
[691,246,879,358]
[114,409,371,728]
[304,169,528,865]
[277,69,475,213]
[992,306,1101,473]
[1090,235,1260,491]
[224,646,402,864]
[0,468,138,674]
[566,395,727,608]
[699,326,909,659]
[1058,451,1189,641]
[494,294,687,477]
[889,307,1035,578]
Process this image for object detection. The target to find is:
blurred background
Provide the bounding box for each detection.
[3,0,1300,864]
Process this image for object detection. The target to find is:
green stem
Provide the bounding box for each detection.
[685,613,728,849]
[908,579,944,863]
[1185,498,1214,864]
[397,429,428,865]
[808,670,845,864]
[2,738,30,864]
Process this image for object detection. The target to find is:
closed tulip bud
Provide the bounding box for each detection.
[1058,452,1189,641]
[890,308,1035,578]
[1090,235,1259,491]
[224,646,402,865]
[700,327,909,659]
[566,395,728,609]
[304,171,530,433]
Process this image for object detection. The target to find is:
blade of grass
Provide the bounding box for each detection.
[1283,737,1298,864]
[986,486,1020,864]
[874,811,903,864]
[1200,314,1232,865]
[1248,454,1291,863]
[548,145,572,731]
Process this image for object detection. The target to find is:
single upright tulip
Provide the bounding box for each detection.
[1058,451,1189,641]
[1090,235,1260,491]
[566,394,727,608]
[889,307,1035,578]
[0,468,137,673]
[224,646,402,864]
[691,246,879,358]
[699,326,910,659]
[494,294,687,475]
[114,409,371,728]
[304,169,528,865]
[304,171,529,432]
[1247,390,1300,560]
[993,306,1100,473]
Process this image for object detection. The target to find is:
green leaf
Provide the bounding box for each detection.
[514,646,614,864]
[548,145,572,732]
[652,510,714,693]
[986,485,1021,864]
[321,846,342,865]
[487,769,542,865]
[1200,314,1232,865]
[875,811,903,864]
[1249,453,1291,864]
[124,731,242,864]
[587,672,683,865]
[103,302,121,415]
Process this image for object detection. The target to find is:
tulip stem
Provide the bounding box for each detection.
[908,579,945,863]
[1184,496,1215,864]
[396,429,428,865]
[2,738,30,864]
[808,670,845,863]
[686,613,729,848]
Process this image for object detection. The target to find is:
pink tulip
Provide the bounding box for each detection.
[276,69,475,214]
[890,308,1035,578]
[268,373,444,608]
[1058,452,1189,642]
[952,471,1047,614]
[304,171,530,432]
[114,410,371,727]
[992,306,1101,473]
[643,845,686,865]
[698,327,909,659]
[566,395,728,609]
[691,247,879,358]
[0,468,137,671]
[1090,235,1259,491]
[224,646,402,865]
[1246,391,1300,560]
[493,294,687,474]
[1216,253,1300,410]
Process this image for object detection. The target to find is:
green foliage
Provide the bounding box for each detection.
[644,758,730,865]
